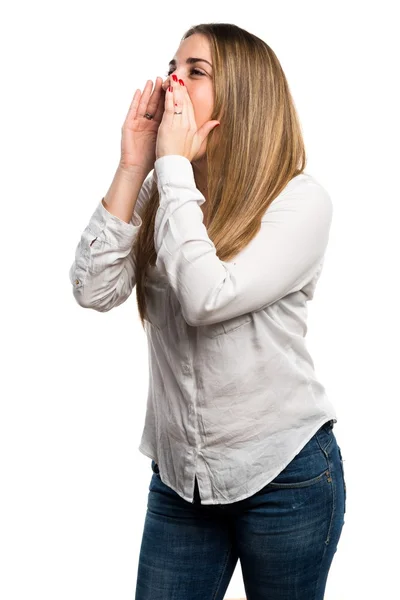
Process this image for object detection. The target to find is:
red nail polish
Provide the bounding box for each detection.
[179,79,184,86]
[168,86,173,92]
[172,74,178,82]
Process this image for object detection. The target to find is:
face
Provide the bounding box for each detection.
[162,33,215,162]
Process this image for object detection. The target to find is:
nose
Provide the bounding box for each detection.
[161,71,187,91]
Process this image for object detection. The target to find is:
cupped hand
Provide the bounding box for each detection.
[155,76,220,163]
[120,77,166,174]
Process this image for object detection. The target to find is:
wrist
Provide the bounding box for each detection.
[117,163,150,180]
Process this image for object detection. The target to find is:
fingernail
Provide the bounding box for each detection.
[168,86,173,92]
[172,74,178,82]
[179,79,184,86]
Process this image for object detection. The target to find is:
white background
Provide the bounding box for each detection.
[1,1,399,598]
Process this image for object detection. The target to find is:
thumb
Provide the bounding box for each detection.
[198,120,220,143]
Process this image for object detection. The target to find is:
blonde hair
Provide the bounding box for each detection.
[134,22,306,328]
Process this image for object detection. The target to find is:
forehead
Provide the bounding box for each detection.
[174,34,211,61]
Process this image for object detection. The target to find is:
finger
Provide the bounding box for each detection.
[153,84,166,122]
[136,80,154,119]
[123,88,141,125]
[164,82,174,125]
[162,75,171,92]
[179,81,196,129]
[170,78,186,124]
[146,77,164,117]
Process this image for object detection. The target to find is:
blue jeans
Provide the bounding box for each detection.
[135,420,346,600]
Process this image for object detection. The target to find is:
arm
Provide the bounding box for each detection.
[153,155,333,326]
[69,169,154,312]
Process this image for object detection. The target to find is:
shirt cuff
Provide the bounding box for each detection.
[87,198,142,250]
[154,155,196,190]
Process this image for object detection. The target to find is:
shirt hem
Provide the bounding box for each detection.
[196,415,339,505]
[138,444,157,462]
[138,415,338,506]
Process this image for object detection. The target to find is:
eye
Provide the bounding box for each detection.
[165,68,205,77]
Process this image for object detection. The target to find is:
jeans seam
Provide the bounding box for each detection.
[315,421,335,452]
[315,432,337,547]
[312,443,337,598]
[212,543,234,600]
[338,447,347,513]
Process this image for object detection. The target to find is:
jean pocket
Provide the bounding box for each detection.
[267,433,331,489]
[268,466,329,489]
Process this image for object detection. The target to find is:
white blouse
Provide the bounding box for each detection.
[69,154,337,505]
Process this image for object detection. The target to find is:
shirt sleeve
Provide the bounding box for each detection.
[69,173,154,312]
[153,155,333,326]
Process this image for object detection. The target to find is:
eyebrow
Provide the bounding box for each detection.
[168,57,213,68]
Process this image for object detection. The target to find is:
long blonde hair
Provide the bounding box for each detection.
[134,23,306,329]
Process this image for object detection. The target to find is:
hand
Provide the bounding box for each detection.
[119,78,166,176]
[155,76,220,162]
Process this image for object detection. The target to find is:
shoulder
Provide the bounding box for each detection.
[262,172,333,223]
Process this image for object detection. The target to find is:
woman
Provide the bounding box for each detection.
[69,22,346,600]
